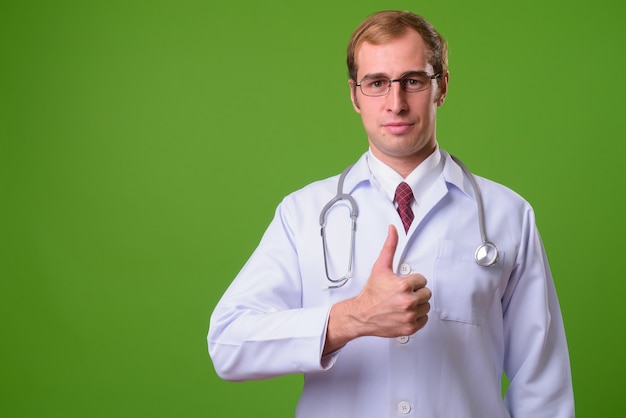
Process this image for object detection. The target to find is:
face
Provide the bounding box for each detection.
[350,29,449,174]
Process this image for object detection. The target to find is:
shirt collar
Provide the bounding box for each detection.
[338,148,472,202]
[366,146,444,205]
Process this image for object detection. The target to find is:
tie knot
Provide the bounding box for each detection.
[395,182,414,206]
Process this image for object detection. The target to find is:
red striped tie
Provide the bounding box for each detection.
[395,182,414,233]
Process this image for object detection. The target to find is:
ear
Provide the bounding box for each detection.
[436,71,449,107]
[349,79,361,112]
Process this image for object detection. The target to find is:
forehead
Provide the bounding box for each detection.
[355,30,431,78]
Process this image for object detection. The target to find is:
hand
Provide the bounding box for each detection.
[324,225,431,354]
[353,224,431,337]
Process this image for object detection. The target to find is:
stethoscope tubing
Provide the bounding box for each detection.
[319,154,499,289]
[449,155,499,267]
[319,165,358,289]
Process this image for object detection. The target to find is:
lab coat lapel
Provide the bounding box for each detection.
[403,150,472,241]
[337,154,372,195]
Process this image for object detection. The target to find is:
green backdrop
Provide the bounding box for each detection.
[2,0,624,416]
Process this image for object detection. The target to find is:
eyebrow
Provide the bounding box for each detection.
[360,70,430,80]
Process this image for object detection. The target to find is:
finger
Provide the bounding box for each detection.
[416,301,431,315]
[406,274,428,292]
[371,225,398,273]
[415,314,429,331]
[406,280,431,308]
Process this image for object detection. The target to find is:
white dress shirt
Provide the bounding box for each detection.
[367,146,443,219]
[208,149,574,418]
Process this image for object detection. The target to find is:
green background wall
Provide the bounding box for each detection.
[2,0,624,416]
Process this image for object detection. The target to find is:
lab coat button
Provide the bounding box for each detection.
[396,336,409,344]
[398,401,412,414]
[399,263,411,276]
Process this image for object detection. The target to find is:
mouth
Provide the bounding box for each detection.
[383,122,414,135]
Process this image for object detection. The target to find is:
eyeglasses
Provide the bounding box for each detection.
[355,72,441,97]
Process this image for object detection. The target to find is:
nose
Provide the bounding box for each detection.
[386,80,408,113]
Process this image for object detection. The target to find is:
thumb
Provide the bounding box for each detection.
[372,225,398,274]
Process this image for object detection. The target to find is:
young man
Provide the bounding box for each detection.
[209,10,574,417]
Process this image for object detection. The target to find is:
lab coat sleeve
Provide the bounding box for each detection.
[207,197,336,381]
[502,205,575,417]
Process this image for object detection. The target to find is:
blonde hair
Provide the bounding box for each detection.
[347,10,448,84]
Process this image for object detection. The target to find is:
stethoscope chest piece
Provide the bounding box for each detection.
[474,241,499,267]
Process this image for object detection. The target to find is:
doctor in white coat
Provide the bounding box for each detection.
[208,10,574,418]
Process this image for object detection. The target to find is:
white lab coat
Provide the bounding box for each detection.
[208,150,574,418]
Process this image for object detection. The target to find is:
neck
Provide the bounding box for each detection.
[371,144,437,178]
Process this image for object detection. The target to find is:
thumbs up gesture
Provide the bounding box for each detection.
[323,225,431,354]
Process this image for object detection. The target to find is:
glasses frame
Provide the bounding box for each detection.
[355,72,442,97]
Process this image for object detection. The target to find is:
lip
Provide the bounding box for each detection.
[383,122,414,135]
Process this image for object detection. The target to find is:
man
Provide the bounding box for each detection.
[208,10,574,417]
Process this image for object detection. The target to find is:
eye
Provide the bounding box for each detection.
[367,78,387,89]
[358,77,392,96]
[402,73,430,91]
[405,77,425,87]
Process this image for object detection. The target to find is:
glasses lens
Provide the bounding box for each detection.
[358,73,437,96]
[360,77,390,96]
[401,73,431,92]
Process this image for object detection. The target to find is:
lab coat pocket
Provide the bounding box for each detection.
[432,239,504,325]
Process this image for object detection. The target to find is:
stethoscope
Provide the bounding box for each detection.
[319,155,499,289]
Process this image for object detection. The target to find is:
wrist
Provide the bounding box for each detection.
[323,298,362,355]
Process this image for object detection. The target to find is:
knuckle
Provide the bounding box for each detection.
[399,294,417,310]
[397,279,413,292]
[418,288,432,303]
